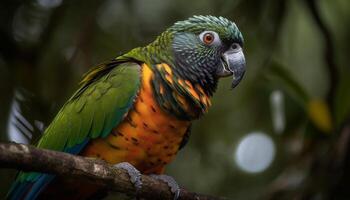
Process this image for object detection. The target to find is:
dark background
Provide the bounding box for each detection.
[0,0,350,199]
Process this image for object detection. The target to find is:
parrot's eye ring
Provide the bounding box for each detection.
[199,31,221,46]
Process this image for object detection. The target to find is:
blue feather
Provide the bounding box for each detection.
[65,138,89,154]
[7,181,31,200]
[24,174,54,200]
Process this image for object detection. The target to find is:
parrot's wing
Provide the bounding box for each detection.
[38,61,141,151]
[7,61,141,200]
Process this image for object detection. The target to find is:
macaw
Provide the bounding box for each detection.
[7,15,245,200]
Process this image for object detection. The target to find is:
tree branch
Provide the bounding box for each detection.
[0,142,228,200]
[304,0,338,114]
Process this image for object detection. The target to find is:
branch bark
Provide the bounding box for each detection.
[0,142,228,200]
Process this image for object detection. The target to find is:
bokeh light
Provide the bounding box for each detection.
[235,132,275,173]
[36,0,62,9]
[270,90,286,134]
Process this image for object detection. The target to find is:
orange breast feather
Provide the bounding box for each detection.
[81,64,191,174]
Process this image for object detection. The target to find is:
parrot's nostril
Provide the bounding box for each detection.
[232,43,240,51]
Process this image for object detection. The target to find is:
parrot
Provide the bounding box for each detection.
[7,15,245,200]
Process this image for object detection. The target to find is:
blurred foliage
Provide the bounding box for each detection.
[0,0,350,199]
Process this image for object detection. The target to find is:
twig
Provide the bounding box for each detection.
[304,0,338,114]
[0,142,229,200]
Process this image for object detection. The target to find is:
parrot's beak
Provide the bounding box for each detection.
[216,45,246,88]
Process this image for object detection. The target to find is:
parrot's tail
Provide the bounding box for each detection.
[6,174,54,200]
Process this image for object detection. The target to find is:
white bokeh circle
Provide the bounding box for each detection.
[235,132,275,173]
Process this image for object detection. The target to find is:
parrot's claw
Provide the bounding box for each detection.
[114,162,142,194]
[150,174,180,200]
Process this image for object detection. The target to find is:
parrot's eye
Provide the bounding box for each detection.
[203,33,214,44]
[199,31,221,46]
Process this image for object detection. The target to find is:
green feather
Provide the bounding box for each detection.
[17,61,141,182]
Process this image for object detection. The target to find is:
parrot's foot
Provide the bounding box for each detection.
[114,162,142,193]
[150,174,180,200]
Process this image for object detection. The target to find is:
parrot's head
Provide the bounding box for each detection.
[164,15,246,92]
[124,15,245,118]
[128,15,245,95]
